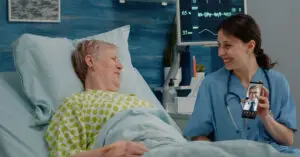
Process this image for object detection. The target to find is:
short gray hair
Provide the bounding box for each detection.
[71,40,117,84]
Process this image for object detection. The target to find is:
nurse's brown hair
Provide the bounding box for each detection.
[217,14,276,69]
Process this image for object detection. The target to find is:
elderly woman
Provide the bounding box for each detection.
[45,40,154,157]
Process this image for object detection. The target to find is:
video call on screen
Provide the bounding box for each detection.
[179,0,246,43]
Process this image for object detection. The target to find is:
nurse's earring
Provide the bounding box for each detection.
[91,66,96,72]
[89,65,95,72]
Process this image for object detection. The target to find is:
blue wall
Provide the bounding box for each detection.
[0,0,219,88]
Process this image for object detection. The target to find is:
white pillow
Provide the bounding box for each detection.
[118,67,164,110]
[13,25,134,126]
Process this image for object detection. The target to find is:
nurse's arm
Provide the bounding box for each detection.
[259,75,296,146]
[261,114,294,146]
[183,78,215,142]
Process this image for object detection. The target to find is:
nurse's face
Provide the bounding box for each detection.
[217,29,250,70]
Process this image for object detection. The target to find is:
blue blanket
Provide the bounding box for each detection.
[93,108,294,157]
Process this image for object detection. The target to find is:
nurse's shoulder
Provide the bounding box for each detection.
[266,68,290,88]
[201,67,229,87]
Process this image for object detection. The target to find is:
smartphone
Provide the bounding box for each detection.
[241,82,263,119]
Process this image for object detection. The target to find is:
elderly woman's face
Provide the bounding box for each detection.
[93,47,123,89]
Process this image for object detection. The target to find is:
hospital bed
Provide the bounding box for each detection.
[0,25,164,157]
[0,25,292,157]
[0,69,165,157]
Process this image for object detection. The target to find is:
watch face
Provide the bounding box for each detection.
[269,111,274,117]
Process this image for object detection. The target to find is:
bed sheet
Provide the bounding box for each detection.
[94,108,292,157]
[0,69,166,157]
[1,72,291,157]
[0,72,48,157]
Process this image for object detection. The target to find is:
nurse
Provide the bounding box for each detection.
[183,14,299,155]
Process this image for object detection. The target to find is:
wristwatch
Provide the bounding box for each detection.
[269,110,274,118]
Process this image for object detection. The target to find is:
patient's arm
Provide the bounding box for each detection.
[73,141,148,157]
[192,136,211,141]
[72,149,105,157]
[45,98,90,157]
[45,97,148,157]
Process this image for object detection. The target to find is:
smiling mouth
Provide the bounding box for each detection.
[223,58,232,64]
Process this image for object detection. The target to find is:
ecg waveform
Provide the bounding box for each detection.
[182,28,218,36]
[205,0,222,4]
[198,29,218,36]
[182,8,243,18]
[198,12,232,18]
[179,0,246,42]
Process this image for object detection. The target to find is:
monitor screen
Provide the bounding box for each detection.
[176,0,247,46]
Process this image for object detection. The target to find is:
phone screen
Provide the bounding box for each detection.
[241,82,263,119]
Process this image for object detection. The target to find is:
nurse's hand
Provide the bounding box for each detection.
[257,85,270,119]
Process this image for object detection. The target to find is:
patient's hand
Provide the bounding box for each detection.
[102,141,149,157]
[192,136,211,141]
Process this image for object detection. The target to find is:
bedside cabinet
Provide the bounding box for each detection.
[168,112,190,132]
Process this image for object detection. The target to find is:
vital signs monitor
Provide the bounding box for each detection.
[176,0,247,46]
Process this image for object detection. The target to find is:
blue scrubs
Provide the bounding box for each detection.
[184,67,299,155]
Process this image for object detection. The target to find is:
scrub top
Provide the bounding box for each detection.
[183,67,298,154]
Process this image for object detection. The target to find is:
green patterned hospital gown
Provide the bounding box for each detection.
[45,90,155,157]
